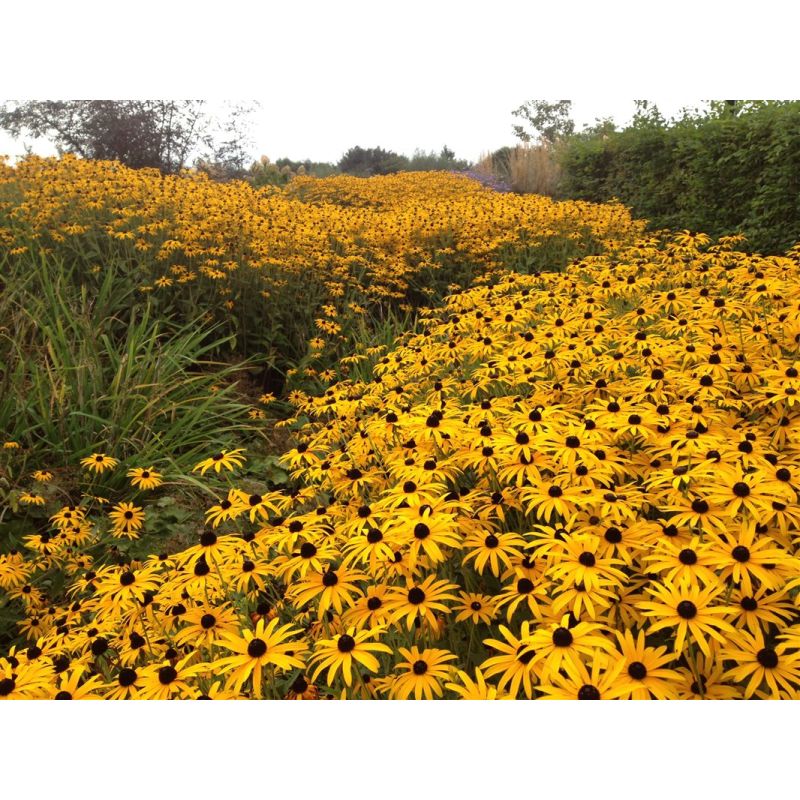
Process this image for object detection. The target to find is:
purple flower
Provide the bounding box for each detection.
[451,169,512,193]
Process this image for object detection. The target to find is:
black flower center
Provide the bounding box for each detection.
[412,660,428,675]
[578,552,596,567]
[628,661,648,680]
[740,596,758,612]
[604,527,622,543]
[756,648,779,669]
[366,528,383,544]
[118,668,137,687]
[247,638,268,658]
[732,545,750,563]
[414,523,430,540]
[732,482,750,498]
[322,570,339,587]
[577,684,600,699]
[516,645,535,664]
[517,578,534,595]
[678,549,698,565]
[158,666,178,685]
[337,635,356,653]
[367,597,382,611]
[691,499,709,514]
[300,542,317,559]
[484,534,499,548]
[677,600,697,619]
[91,638,109,656]
[200,613,217,629]
[194,560,210,576]
[408,587,426,605]
[200,531,217,547]
[120,571,135,586]
[552,627,573,647]
[52,655,70,673]
[290,674,309,693]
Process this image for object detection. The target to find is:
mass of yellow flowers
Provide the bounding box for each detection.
[2,161,800,700]
[0,155,643,360]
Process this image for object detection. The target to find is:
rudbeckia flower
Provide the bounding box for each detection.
[79,453,119,474]
[309,627,391,687]
[192,448,246,475]
[388,646,457,699]
[126,467,164,490]
[213,618,305,698]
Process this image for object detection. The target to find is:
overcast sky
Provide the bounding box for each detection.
[1,1,796,165]
[0,99,704,165]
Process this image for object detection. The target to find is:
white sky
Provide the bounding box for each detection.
[0,99,702,165]
[2,1,797,166]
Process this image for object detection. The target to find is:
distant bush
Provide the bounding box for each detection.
[559,101,800,253]
[406,146,470,172]
[339,146,409,176]
[338,145,470,176]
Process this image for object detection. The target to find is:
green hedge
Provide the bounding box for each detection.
[559,103,800,254]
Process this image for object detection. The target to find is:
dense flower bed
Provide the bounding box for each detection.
[0,156,644,360]
[3,231,800,698]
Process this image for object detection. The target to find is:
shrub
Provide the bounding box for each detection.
[559,101,800,253]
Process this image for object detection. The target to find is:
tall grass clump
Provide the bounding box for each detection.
[0,248,255,478]
[507,144,562,195]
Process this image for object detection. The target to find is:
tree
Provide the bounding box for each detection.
[511,100,575,144]
[630,100,666,129]
[338,146,409,176]
[0,100,256,175]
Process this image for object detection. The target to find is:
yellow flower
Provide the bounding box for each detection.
[108,502,145,538]
[80,453,119,474]
[19,493,46,506]
[126,467,164,490]
[192,448,246,475]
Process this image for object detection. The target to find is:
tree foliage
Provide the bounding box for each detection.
[511,100,575,144]
[0,100,256,175]
[558,101,800,253]
[338,145,467,176]
[338,146,409,177]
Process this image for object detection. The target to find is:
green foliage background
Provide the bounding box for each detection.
[558,101,800,254]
